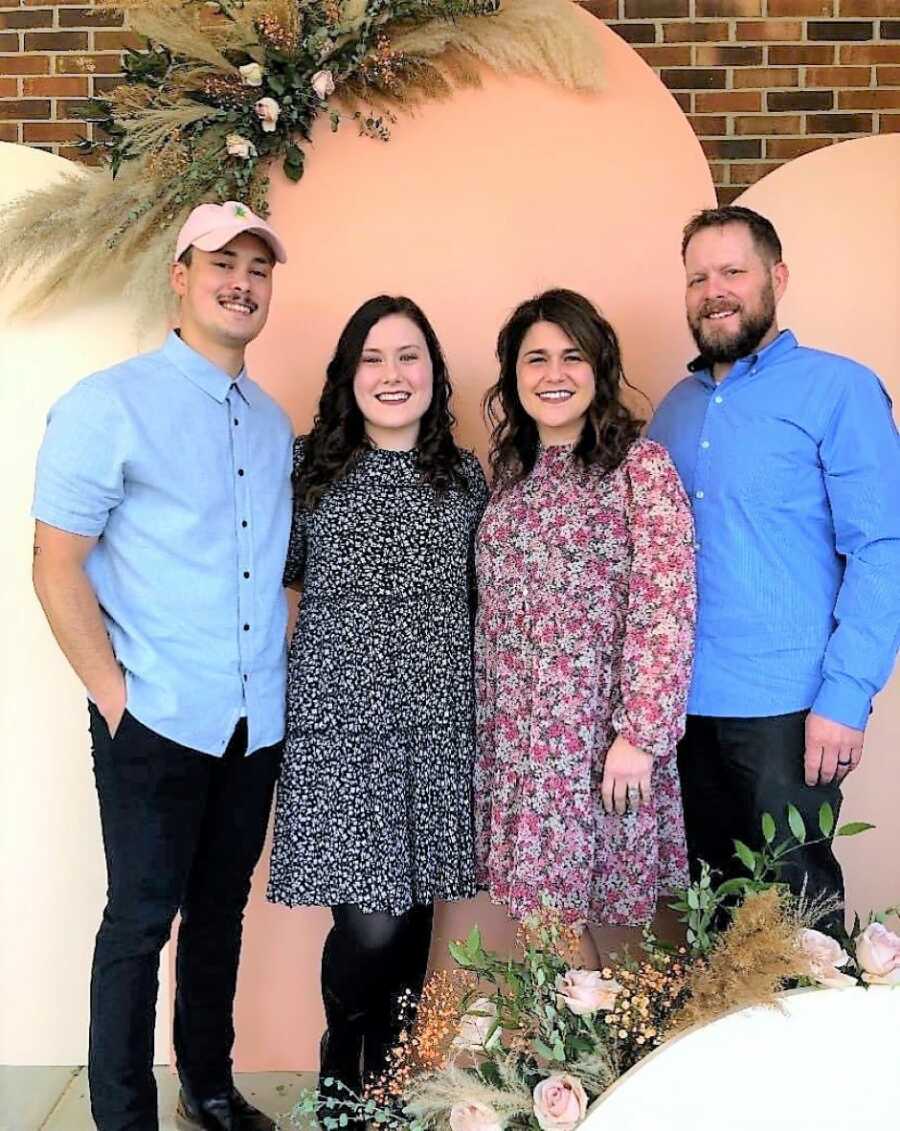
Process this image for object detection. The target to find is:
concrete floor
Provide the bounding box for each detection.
[0,1066,315,1131]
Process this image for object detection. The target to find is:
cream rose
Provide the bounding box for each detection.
[555,969,621,1016]
[532,1074,588,1131]
[452,996,498,1051]
[311,69,336,100]
[798,928,857,988]
[449,1101,503,1131]
[254,96,281,132]
[857,922,900,985]
[225,133,257,159]
[239,62,264,87]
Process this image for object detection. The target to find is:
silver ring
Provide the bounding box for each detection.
[626,784,640,798]
[837,759,851,766]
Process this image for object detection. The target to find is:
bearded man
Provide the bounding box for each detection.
[647,205,900,915]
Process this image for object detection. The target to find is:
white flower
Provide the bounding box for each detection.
[798,928,857,988]
[532,1074,588,1131]
[225,133,257,159]
[239,62,264,87]
[857,922,900,985]
[555,969,621,1016]
[254,96,281,132]
[452,996,498,1051]
[311,69,335,100]
[449,1101,503,1131]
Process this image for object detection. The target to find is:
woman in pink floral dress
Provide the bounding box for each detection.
[475,289,696,929]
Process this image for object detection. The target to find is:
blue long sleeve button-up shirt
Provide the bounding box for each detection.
[647,330,900,730]
[32,331,293,755]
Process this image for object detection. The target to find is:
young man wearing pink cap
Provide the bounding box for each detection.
[32,202,291,1131]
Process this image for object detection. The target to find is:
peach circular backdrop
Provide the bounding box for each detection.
[736,135,900,938]
[236,17,716,1071]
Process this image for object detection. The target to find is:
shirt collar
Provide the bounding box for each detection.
[688,329,798,389]
[162,330,253,406]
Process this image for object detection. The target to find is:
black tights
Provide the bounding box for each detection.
[320,903,434,1090]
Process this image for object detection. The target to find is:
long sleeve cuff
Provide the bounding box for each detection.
[811,676,872,732]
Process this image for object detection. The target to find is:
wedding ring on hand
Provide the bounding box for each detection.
[626,784,641,810]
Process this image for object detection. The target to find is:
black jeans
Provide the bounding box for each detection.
[677,711,844,920]
[87,705,281,1131]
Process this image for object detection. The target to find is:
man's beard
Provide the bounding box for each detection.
[688,282,776,364]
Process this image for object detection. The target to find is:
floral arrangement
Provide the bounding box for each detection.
[289,803,898,1131]
[0,0,604,316]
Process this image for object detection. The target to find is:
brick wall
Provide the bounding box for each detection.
[1,2,899,199]
[588,0,900,201]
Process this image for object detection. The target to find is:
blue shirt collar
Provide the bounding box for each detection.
[162,330,254,406]
[688,329,798,389]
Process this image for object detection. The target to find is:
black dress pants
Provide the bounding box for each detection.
[87,705,281,1131]
[677,711,844,919]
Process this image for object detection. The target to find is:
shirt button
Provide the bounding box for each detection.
[233,418,239,426]
[701,440,710,449]
[695,490,705,499]
[714,395,723,404]
[243,571,250,579]
[243,624,250,631]
[243,674,248,682]
[238,468,245,476]
[695,541,702,551]
[241,520,248,528]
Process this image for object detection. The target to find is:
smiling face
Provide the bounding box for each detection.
[170,231,274,369]
[515,320,596,446]
[352,314,434,450]
[685,222,788,378]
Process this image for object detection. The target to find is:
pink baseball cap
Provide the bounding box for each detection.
[174,200,288,264]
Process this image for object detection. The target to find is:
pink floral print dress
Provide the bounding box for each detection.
[474,439,696,925]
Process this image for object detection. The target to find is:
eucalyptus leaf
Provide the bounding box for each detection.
[448,940,470,966]
[787,804,806,844]
[479,1060,503,1088]
[733,840,756,872]
[761,812,776,844]
[818,801,835,837]
[716,877,750,897]
[837,821,875,837]
[533,1038,555,1060]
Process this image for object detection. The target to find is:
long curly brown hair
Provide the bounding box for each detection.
[296,295,468,509]
[483,289,647,488]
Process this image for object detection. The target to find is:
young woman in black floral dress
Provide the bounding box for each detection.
[267,295,487,1101]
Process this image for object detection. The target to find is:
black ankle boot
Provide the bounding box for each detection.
[319,1029,367,1131]
[319,1027,363,1098]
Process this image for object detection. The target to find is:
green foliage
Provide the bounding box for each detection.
[79,0,503,239]
[670,804,878,956]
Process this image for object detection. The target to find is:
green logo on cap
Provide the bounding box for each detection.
[233,204,248,217]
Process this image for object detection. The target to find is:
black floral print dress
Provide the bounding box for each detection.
[267,440,489,915]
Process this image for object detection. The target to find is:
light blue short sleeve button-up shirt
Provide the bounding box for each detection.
[32,331,293,755]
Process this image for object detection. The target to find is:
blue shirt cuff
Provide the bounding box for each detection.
[31,500,106,538]
[811,678,872,732]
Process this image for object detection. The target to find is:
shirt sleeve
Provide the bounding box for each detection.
[612,441,697,759]
[283,437,308,587]
[812,369,900,730]
[32,379,126,536]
